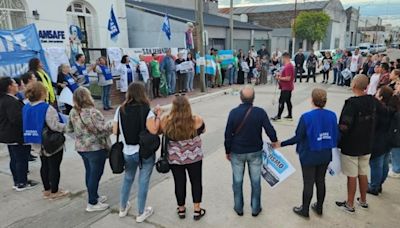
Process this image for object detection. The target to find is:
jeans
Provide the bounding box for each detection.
[79,150,107,205]
[228,67,236,85]
[170,160,203,206]
[40,150,63,193]
[301,163,329,212]
[101,85,112,109]
[120,153,155,214]
[8,145,30,186]
[278,90,292,118]
[231,151,262,214]
[337,70,344,85]
[333,68,339,84]
[166,71,176,94]
[322,70,330,82]
[369,153,390,191]
[186,71,194,91]
[391,148,400,173]
[307,67,316,82]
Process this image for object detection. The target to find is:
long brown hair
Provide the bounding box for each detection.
[164,95,196,141]
[121,82,150,112]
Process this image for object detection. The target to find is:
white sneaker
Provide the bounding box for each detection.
[388,170,400,178]
[119,201,131,218]
[86,202,109,212]
[98,195,108,203]
[136,207,154,223]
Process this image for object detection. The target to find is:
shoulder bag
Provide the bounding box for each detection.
[42,124,65,156]
[138,107,161,159]
[156,134,170,173]
[109,111,124,174]
[232,106,253,136]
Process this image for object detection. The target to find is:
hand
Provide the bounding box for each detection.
[226,153,231,161]
[61,84,67,88]
[272,141,281,149]
[154,105,162,117]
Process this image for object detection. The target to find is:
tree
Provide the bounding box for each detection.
[294,11,330,48]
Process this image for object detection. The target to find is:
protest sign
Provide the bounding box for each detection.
[327,148,341,176]
[262,143,296,188]
[176,61,193,73]
[122,47,178,64]
[107,47,123,69]
[59,87,73,106]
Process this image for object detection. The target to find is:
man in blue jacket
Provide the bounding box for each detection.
[224,85,278,217]
[160,49,176,95]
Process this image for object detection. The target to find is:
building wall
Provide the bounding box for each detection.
[11,0,129,48]
[141,0,195,10]
[323,0,347,49]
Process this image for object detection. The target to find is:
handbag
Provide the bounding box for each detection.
[109,112,124,174]
[156,134,170,173]
[42,124,65,156]
[138,106,160,159]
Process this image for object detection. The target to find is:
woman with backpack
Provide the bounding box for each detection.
[22,82,68,199]
[114,82,161,223]
[160,94,206,221]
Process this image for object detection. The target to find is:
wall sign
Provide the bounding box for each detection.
[38,30,65,43]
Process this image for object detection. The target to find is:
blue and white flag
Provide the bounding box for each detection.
[196,54,216,76]
[218,50,234,66]
[108,5,120,39]
[162,15,171,40]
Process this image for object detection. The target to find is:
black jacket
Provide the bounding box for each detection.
[295,53,305,66]
[0,94,24,144]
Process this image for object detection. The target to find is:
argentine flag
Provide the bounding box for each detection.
[162,15,171,40]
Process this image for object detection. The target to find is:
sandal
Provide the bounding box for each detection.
[193,208,206,221]
[177,207,186,219]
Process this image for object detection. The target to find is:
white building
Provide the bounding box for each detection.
[0,0,129,49]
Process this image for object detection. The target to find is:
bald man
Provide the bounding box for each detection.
[224,85,278,217]
[336,74,382,213]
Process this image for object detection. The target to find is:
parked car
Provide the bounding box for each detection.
[377,44,386,53]
[359,43,376,56]
[345,46,359,55]
[390,43,399,49]
[291,50,323,77]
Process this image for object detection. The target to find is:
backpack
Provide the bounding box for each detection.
[388,112,400,147]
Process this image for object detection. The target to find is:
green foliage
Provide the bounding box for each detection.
[294,11,330,44]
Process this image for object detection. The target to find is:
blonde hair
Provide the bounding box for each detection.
[25,82,48,103]
[73,87,95,111]
[164,96,196,141]
[351,74,369,91]
[312,88,327,108]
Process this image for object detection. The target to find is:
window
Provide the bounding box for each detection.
[66,1,96,48]
[0,0,27,30]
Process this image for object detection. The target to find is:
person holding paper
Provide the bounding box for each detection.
[71,54,93,87]
[275,88,338,218]
[57,64,79,115]
[95,57,114,111]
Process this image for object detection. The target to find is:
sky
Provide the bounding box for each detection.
[218,0,400,26]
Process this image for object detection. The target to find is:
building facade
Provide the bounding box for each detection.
[345,6,361,47]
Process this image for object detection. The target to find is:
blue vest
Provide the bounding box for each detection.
[74,63,90,85]
[64,73,79,92]
[23,102,49,144]
[302,109,338,151]
[99,65,113,80]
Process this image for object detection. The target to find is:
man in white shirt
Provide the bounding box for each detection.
[350,48,362,78]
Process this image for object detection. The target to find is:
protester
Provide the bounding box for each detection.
[224,85,278,217]
[388,86,400,178]
[246,51,256,84]
[321,52,333,84]
[306,50,318,83]
[66,87,112,212]
[332,49,343,84]
[23,82,69,199]
[294,49,305,83]
[186,53,196,91]
[260,55,269,84]
[270,53,280,79]
[95,56,114,110]
[28,58,57,105]
[0,77,37,191]
[20,71,38,90]
[350,48,362,78]
[271,52,295,121]
[361,55,373,76]
[118,55,135,101]
[367,65,381,95]
[160,48,176,94]
[137,55,152,99]
[57,64,79,115]
[175,53,188,93]
[336,74,379,213]
[342,50,352,86]
[160,94,206,220]
[368,86,394,195]
[388,69,400,90]
[257,44,270,59]
[150,53,161,97]
[71,54,92,87]
[277,88,338,218]
[114,82,161,222]
[237,49,245,85]
[378,63,391,88]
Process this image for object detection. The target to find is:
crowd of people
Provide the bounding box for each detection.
[0,45,399,224]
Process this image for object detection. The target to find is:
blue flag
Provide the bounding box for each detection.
[162,15,171,40]
[108,5,120,39]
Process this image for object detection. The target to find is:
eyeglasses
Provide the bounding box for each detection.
[175,93,186,97]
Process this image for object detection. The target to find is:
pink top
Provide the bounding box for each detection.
[279,63,295,91]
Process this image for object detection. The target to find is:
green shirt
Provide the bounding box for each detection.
[150,60,161,78]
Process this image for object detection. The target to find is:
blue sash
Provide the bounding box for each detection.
[64,74,79,92]
[99,65,113,80]
[74,63,90,85]
[23,102,49,144]
[302,109,338,151]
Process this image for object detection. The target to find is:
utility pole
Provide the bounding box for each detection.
[292,0,297,57]
[197,0,206,92]
[229,0,234,49]
[354,6,360,46]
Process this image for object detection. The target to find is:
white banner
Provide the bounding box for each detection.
[121,47,179,64]
[107,47,123,69]
[176,61,193,73]
[58,87,73,106]
[262,143,296,188]
[43,47,70,82]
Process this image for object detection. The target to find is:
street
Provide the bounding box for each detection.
[1,66,400,228]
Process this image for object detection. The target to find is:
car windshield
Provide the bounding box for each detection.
[359,46,368,49]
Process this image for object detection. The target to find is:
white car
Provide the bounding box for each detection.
[359,43,375,56]
[377,44,386,53]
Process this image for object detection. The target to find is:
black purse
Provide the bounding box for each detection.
[138,107,160,159]
[42,124,65,156]
[109,113,124,174]
[156,135,170,173]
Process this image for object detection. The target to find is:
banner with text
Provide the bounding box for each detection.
[122,47,178,64]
